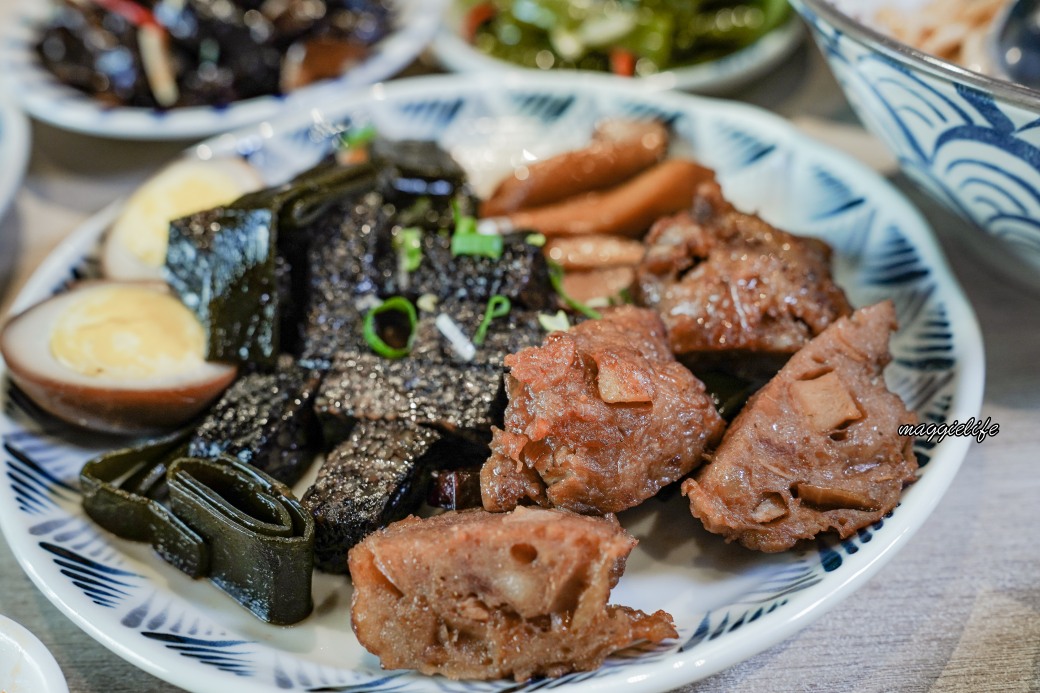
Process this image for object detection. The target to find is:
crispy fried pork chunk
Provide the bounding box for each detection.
[682,301,918,552]
[635,180,852,359]
[481,306,725,515]
[349,507,676,681]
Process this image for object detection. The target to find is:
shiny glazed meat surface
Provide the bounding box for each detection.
[636,181,852,358]
[681,301,918,552]
[348,507,677,681]
[481,306,725,515]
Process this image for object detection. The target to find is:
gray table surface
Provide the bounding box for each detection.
[0,12,1038,693]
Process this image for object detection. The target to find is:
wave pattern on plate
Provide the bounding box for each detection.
[798,5,1040,269]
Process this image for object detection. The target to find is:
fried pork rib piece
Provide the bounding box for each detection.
[681,301,918,552]
[349,507,676,681]
[481,306,725,515]
[636,180,852,359]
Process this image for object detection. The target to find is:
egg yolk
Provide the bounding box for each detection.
[111,164,252,267]
[50,286,206,380]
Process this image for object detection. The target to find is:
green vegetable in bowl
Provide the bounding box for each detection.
[464,0,791,75]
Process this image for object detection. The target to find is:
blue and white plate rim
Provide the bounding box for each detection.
[0,72,985,693]
[0,0,445,140]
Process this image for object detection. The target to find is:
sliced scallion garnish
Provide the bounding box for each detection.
[337,123,377,151]
[436,313,476,362]
[394,227,423,273]
[452,232,504,259]
[548,261,602,320]
[417,293,439,313]
[449,199,503,259]
[363,296,417,359]
[538,310,571,333]
[524,233,547,247]
[473,295,512,346]
[452,198,478,237]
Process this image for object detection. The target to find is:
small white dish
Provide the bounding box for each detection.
[0,0,444,140]
[0,615,69,693]
[0,80,31,221]
[431,3,804,92]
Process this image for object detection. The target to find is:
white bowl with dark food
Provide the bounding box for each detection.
[432,0,804,92]
[0,0,444,139]
[0,72,983,693]
[790,0,1040,282]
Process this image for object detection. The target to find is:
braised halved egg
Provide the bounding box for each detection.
[101,157,264,281]
[1,281,237,435]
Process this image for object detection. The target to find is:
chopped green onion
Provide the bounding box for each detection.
[473,295,512,346]
[436,313,476,361]
[337,123,377,151]
[525,233,547,247]
[363,296,417,359]
[417,293,439,313]
[393,227,423,272]
[452,232,504,259]
[452,198,479,237]
[548,260,602,320]
[615,286,634,305]
[538,310,571,333]
[449,198,502,258]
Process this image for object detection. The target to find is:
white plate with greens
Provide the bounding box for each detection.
[432,0,804,92]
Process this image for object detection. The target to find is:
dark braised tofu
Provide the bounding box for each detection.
[349,507,677,681]
[302,420,441,573]
[188,361,322,486]
[636,181,851,359]
[301,194,385,363]
[481,306,725,515]
[411,300,545,368]
[314,351,506,445]
[427,468,484,511]
[682,301,918,552]
[165,205,280,367]
[374,232,553,310]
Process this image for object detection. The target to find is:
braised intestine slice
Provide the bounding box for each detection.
[481,306,725,515]
[681,301,918,552]
[349,507,677,681]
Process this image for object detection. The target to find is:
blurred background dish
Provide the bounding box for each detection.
[433,0,805,92]
[791,0,1040,281]
[0,0,444,140]
[0,82,30,222]
[0,615,69,693]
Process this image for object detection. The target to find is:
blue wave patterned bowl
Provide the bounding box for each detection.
[0,73,984,693]
[791,0,1040,277]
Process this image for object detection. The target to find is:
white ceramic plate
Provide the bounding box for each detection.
[0,81,31,221]
[0,615,69,693]
[0,0,444,140]
[432,3,804,92]
[0,73,983,693]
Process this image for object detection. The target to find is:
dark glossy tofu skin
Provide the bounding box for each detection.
[302,420,443,574]
[348,507,677,681]
[682,301,918,552]
[481,306,726,515]
[314,350,506,445]
[636,180,852,359]
[187,360,322,486]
